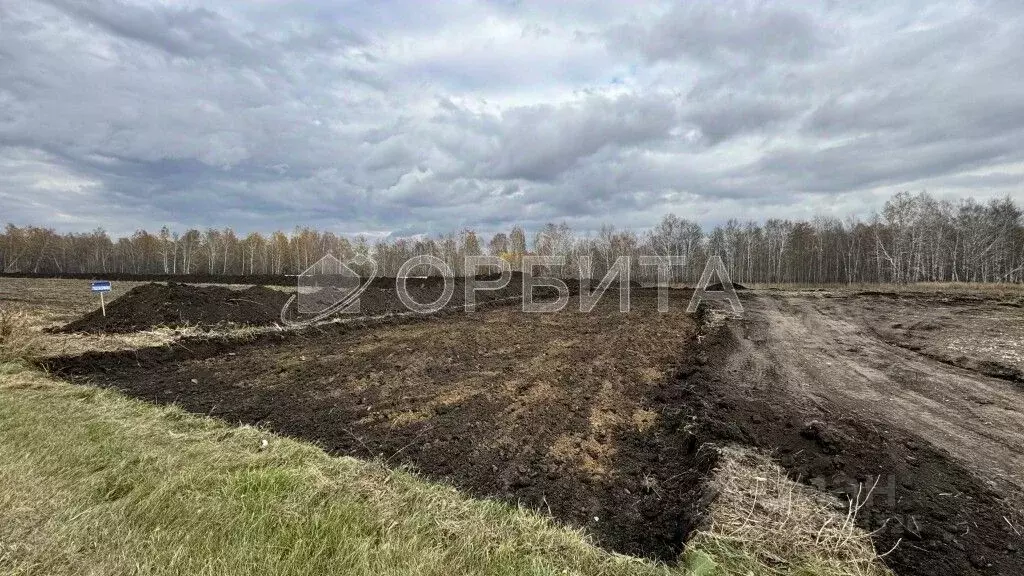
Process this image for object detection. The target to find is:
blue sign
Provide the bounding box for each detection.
[91,281,112,292]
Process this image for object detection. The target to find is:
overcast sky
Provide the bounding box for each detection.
[2,0,1023,238]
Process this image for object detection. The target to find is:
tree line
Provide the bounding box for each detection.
[2,191,1023,284]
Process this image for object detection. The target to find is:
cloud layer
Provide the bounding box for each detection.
[1,0,1022,237]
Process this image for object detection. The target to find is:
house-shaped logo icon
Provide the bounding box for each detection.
[297,254,363,315]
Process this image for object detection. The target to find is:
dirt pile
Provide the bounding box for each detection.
[57,282,291,333]
[287,273,586,319]
[55,274,582,332]
[704,281,747,291]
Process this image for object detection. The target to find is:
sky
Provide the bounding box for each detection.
[1,0,1023,239]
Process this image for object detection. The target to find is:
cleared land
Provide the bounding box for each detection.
[0,363,683,576]
[47,291,708,559]
[5,278,1024,575]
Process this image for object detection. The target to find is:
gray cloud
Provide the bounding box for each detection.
[609,2,826,65]
[39,0,261,64]
[0,0,1022,238]
[475,93,681,181]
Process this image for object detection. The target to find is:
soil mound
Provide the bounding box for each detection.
[286,274,566,320]
[57,282,291,333]
[705,281,747,291]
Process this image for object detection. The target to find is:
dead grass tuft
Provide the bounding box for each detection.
[685,446,894,576]
[33,323,267,358]
[0,308,42,363]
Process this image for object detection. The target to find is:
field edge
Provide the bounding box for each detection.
[0,361,897,576]
[0,361,676,576]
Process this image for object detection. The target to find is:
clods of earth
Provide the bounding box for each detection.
[43,287,1024,576]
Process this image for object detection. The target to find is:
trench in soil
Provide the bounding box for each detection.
[43,291,1024,576]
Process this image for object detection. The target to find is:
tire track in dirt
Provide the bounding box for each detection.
[684,293,1024,575]
[777,295,1024,498]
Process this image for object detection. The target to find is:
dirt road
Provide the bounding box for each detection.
[753,293,1024,498]
[692,291,1024,575]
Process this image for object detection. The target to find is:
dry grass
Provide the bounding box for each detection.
[0,308,42,363]
[683,446,894,576]
[38,326,195,357]
[36,324,269,358]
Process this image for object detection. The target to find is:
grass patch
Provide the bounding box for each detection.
[0,308,41,363]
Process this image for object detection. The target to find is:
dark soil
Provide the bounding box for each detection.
[704,282,747,291]
[284,272,626,320]
[47,291,719,560]
[43,289,1024,575]
[55,282,291,333]
[295,273,564,318]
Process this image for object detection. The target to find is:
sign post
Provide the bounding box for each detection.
[91,281,112,317]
